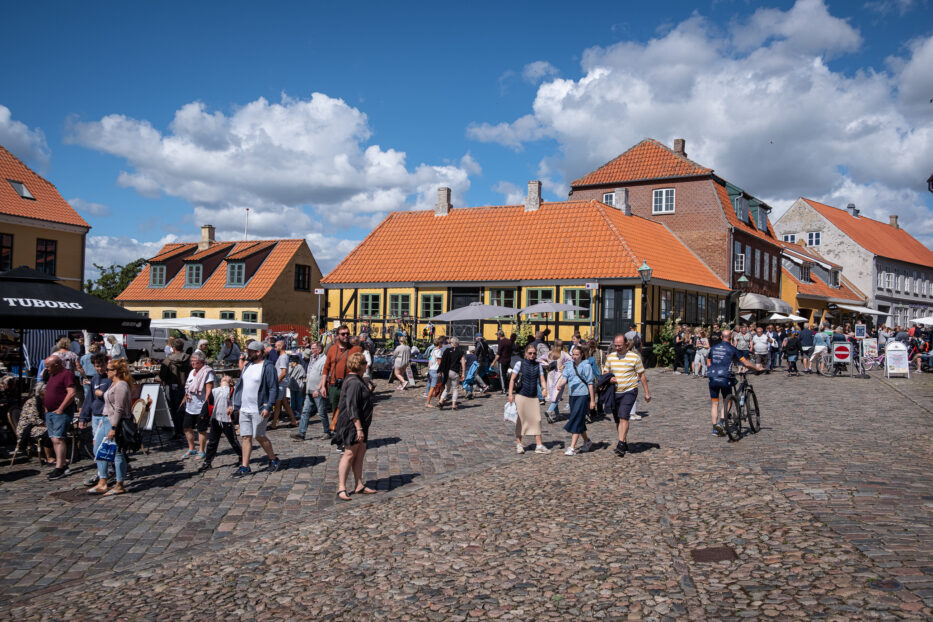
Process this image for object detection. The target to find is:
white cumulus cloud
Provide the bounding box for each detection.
[85,234,180,281]
[469,0,933,246]
[69,197,110,217]
[67,93,478,274]
[0,105,50,170]
[522,61,559,84]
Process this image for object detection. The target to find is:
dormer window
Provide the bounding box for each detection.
[830,270,840,288]
[227,262,245,286]
[734,196,749,223]
[150,264,166,287]
[185,264,202,287]
[800,264,811,282]
[7,179,35,200]
[602,192,615,207]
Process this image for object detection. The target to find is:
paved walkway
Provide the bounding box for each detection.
[1,368,931,619]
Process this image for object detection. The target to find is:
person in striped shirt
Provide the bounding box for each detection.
[603,334,651,457]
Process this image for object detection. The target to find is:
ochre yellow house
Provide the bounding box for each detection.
[0,145,89,289]
[322,184,731,344]
[117,226,323,334]
[778,240,866,326]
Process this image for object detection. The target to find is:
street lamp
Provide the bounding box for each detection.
[733,274,750,326]
[638,260,652,344]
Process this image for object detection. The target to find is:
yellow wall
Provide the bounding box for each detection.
[123,303,263,334]
[0,220,85,290]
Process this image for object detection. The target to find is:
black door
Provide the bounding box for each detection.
[600,287,635,339]
[450,288,481,341]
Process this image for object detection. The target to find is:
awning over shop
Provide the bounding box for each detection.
[739,293,793,314]
[835,304,885,316]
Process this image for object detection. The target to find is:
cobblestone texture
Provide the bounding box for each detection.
[1,369,931,619]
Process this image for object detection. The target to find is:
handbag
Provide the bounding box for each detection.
[95,438,117,462]
[116,417,142,452]
[503,401,518,423]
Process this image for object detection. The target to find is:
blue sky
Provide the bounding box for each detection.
[1,0,931,278]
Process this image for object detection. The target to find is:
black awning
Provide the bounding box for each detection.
[0,266,150,334]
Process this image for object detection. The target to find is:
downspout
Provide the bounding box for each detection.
[81,229,88,291]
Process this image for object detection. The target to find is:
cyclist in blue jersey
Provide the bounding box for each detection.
[706,329,762,436]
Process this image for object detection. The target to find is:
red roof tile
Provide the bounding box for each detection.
[149,243,197,262]
[183,242,236,262]
[571,139,712,187]
[713,181,779,246]
[783,267,864,303]
[225,240,277,261]
[322,201,728,291]
[0,145,89,228]
[802,198,933,268]
[116,239,306,302]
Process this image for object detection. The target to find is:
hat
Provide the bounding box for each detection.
[474,333,482,339]
[247,341,264,352]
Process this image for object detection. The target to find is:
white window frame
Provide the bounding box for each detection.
[652,188,675,214]
[734,253,745,273]
[807,231,821,246]
[602,192,615,207]
[885,272,894,289]
[782,233,796,243]
[150,264,166,287]
[800,264,811,282]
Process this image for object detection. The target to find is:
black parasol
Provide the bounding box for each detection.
[0,266,150,334]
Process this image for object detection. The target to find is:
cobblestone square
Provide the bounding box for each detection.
[1,369,932,620]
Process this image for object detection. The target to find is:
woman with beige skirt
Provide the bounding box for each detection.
[509,344,550,454]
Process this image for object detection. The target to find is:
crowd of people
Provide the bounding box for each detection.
[4,317,930,496]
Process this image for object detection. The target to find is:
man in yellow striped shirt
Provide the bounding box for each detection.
[603,334,651,457]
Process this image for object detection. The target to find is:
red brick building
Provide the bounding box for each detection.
[569,139,783,306]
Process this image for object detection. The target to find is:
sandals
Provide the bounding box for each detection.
[336,490,352,501]
[180,449,198,459]
[354,486,377,495]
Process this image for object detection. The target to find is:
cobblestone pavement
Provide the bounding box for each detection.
[1,369,931,619]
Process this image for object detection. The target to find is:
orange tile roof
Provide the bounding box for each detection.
[570,139,712,187]
[183,242,236,262]
[322,200,728,291]
[713,180,779,246]
[116,239,306,302]
[802,198,933,268]
[225,240,277,261]
[0,144,89,228]
[777,239,841,268]
[782,267,864,303]
[149,243,197,262]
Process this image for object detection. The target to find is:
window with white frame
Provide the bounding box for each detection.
[150,264,166,287]
[602,192,615,207]
[800,264,811,282]
[914,272,920,295]
[906,276,912,294]
[660,289,672,320]
[734,252,745,273]
[563,289,591,320]
[734,196,749,223]
[897,274,904,291]
[782,233,796,243]
[807,231,821,246]
[652,188,675,213]
[830,270,840,288]
[885,272,894,289]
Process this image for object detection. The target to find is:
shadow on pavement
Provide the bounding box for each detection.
[367,436,402,449]
[365,471,421,492]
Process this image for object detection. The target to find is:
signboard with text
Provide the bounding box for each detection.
[313,288,325,295]
[854,324,866,339]
[585,282,599,290]
[861,338,878,359]
[885,341,910,378]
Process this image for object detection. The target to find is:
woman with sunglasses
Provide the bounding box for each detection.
[509,344,550,454]
[88,359,134,495]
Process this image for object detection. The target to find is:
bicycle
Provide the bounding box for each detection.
[723,370,760,442]
[861,352,884,372]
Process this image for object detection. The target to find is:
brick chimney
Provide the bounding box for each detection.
[434,187,451,217]
[614,188,631,216]
[847,203,859,217]
[889,214,899,229]
[199,224,216,251]
[525,180,542,212]
[673,138,686,157]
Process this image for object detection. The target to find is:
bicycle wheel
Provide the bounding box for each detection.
[745,389,760,433]
[723,395,742,441]
[818,352,834,377]
[862,357,874,372]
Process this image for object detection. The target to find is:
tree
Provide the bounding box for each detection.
[84,258,147,303]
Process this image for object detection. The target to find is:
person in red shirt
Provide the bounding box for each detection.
[43,355,77,480]
[319,326,362,419]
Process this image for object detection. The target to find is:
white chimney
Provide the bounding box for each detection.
[525,180,542,212]
[199,224,216,251]
[614,188,631,216]
[673,138,686,157]
[434,187,451,217]
[889,214,899,229]
[847,203,859,217]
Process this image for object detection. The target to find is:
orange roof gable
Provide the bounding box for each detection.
[116,239,306,302]
[150,243,197,262]
[713,181,778,246]
[571,139,712,187]
[782,267,864,303]
[323,201,728,291]
[0,145,89,228]
[226,240,277,261]
[184,242,236,262]
[802,198,933,268]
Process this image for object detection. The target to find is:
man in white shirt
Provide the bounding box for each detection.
[293,342,330,441]
[231,341,280,476]
[750,326,771,373]
[181,351,215,459]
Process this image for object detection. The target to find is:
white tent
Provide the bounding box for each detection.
[911,316,933,325]
[150,317,269,332]
[835,304,885,316]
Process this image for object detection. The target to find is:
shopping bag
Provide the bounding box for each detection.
[503,401,518,424]
[95,439,117,462]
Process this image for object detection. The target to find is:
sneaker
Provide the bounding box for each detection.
[614,442,628,457]
[534,445,551,454]
[231,466,252,477]
[564,447,577,456]
[83,474,100,487]
[516,444,525,454]
[320,432,333,440]
[198,462,212,472]
[336,446,345,454]
[291,433,306,441]
[581,440,593,453]
[47,467,71,480]
[714,422,726,437]
[629,413,643,421]
[268,458,281,472]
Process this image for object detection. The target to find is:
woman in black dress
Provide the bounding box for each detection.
[333,352,376,501]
